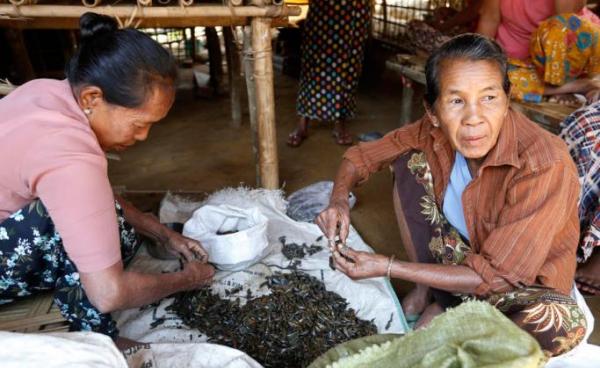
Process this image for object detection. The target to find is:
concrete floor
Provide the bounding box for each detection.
[108,67,600,345]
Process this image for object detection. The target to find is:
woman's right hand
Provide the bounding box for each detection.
[316,199,351,248]
[182,260,215,289]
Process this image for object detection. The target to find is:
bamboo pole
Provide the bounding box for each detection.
[243,26,260,186]
[4,29,35,82]
[81,0,102,7]
[224,26,242,127]
[0,16,291,29]
[0,5,301,19]
[251,17,278,189]
[205,26,223,95]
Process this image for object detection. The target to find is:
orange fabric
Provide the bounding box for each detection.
[344,109,580,296]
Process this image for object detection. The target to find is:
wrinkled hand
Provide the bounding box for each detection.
[586,88,600,105]
[164,230,209,263]
[331,246,389,280]
[315,199,351,248]
[182,260,215,289]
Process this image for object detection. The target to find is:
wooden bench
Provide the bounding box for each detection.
[0,292,69,333]
[386,54,576,134]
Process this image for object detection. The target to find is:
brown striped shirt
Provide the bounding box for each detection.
[344,108,580,295]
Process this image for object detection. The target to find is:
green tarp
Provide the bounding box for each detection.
[310,301,546,368]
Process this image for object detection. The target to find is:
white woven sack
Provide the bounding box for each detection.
[183,204,270,271]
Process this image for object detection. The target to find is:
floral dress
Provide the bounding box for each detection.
[509,13,600,102]
[296,0,371,121]
[0,200,140,338]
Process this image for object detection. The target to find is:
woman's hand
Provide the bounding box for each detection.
[586,87,600,105]
[316,199,351,248]
[331,246,389,280]
[163,230,209,263]
[181,260,215,289]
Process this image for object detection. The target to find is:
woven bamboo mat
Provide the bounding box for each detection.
[0,292,69,333]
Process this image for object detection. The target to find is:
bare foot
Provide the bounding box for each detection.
[402,284,432,317]
[287,117,309,147]
[576,250,600,295]
[332,120,353,146]
[414,302,444,329]
[547,94,584,107]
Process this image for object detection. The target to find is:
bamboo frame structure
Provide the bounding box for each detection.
[223,27,243,128]
[243,25,261,187]
[251,16,278,189]
[0,4,301,28]
[0,3,294,188]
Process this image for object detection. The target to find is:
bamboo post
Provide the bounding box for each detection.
[251,17,278,189]
[399,76,414,126]
[0,5,301,19]
[4,29,35,82]
[224,26,242,127]
[243,26,260,187]
[205,27,223,95]
[0,5,301,29]
[190,27,197,63]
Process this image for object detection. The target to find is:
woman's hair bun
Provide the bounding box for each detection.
[79,12,118,40]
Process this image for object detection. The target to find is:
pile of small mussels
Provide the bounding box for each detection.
[167,271,377,368]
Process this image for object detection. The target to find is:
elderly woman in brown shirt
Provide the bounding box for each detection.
[317,34,585,356]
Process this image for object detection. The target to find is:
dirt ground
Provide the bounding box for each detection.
[109,66,600,345]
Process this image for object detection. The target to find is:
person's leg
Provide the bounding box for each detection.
[413,302,444,329]
[0,201,63,304]
[392,183,431,320]
[576,247,600,294]
[391,151,463,327]
[506,59,545,103]
[332,119,353,145]
[287,116,309,147]
[487,287,587,356]
[531,14,600,105]
[53,199,142,339]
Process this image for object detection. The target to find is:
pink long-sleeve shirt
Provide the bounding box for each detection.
[496,0,554,60]
[0,79,121,272]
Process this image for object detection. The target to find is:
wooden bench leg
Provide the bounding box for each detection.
[400,76,414,126]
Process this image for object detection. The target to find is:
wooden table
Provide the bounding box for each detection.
[386,54,576,134]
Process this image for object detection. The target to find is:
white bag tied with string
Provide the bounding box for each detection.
[183,204,270,271]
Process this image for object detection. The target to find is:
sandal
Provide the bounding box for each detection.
[331,128,353,146]
[287,129,308,147]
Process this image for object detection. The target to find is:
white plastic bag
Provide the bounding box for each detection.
[183,205,270,271]
[286,181,357,223]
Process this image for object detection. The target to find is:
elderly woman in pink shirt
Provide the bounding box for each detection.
[0,13,214,348]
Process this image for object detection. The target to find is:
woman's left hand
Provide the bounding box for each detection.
[164,230,209,263]
[586,88,600,105]
[331,246,390,280]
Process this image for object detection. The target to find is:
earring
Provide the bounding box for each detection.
[432,121,439,128]
[83,108,92,115]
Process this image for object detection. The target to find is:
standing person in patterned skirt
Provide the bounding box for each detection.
[287,0,371,147]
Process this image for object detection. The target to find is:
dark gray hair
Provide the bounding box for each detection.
[66,12,178,108]
[424,33,510,107]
